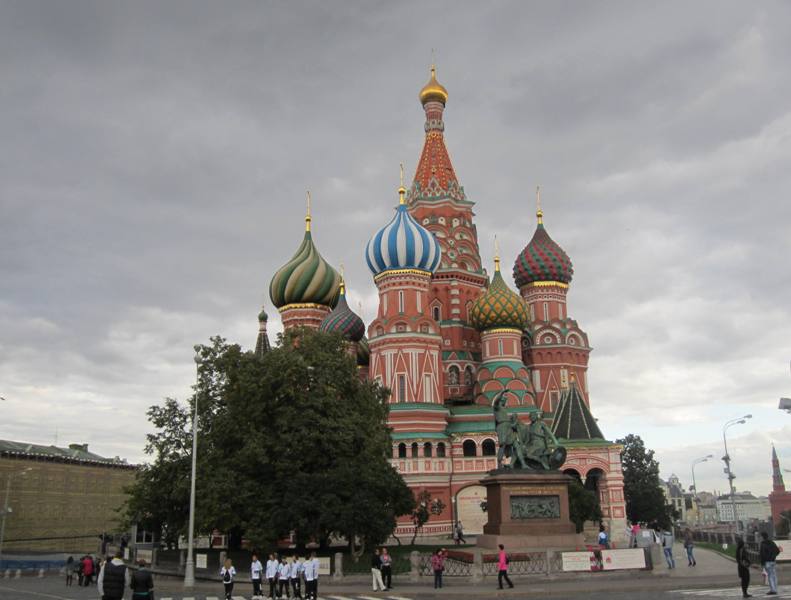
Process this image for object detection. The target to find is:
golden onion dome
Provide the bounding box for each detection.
[419,65,448,106]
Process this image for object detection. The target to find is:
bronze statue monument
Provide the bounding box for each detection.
[492,390,566,471]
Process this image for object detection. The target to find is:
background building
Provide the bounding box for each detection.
[0,440,136,553]
[716,492,771,524]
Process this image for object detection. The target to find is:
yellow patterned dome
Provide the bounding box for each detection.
[419,65,448,105]
[470,257,529,332]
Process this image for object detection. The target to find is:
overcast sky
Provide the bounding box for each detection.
[1,1,790,497]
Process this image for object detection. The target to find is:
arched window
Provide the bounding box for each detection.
[462,440,477,457]
[411,442,419,458]
[481,439,496,456]
[433,306,441,321]
[436,442,446,458]
[424,442,433,457]
[464,366,474,386]
[448,366,460,386]
[398,443,407,458]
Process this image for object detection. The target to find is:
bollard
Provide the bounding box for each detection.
[333,552,343,581]
[14,569,21,579]
[409,551,421,583]
[471,549,483,583]
[37,568,45,578]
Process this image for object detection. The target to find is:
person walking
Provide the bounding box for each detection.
[278,557,291,599]
[97,551,130,600]
[379,547,392,590]
[455,522,466,545]
[65,556,74,586]
[431,548,445,589]
[82,555,95,586]
[661,529,676,569]
[250,553,263,599]
[760,531,781,595]
[370,548,385,592]
[130,558,154,600]
[220,558,236,600]
[266,553,279,600]
[683,529,696,566]
[289,554,302,600]
[497,544,514,590]
[736,537,752,598]
[598,524,610,549]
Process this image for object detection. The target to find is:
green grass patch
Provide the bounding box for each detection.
[696,541,736,559]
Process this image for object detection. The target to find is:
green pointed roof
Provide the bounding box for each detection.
[269,213,341,309]
[469,259,529,331]
[552,379,604,441]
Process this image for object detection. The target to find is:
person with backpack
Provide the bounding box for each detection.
[760,531,781,595]
[220,558,236,600]
[97,551,129,600]
[129,558,154,600]
[265,553,278,600]
[497,544,514,590]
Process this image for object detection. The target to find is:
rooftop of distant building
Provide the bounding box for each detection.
[0,439,136,468]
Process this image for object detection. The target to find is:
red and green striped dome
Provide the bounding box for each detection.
[513,221,573,288]
[470,261,529,331]
[319,283,365,342]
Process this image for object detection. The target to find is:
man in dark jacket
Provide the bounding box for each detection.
[760,531,781,595]
[98,551,130,600]
[130,559,154,600]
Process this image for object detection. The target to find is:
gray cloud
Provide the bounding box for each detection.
[1,1,790,495]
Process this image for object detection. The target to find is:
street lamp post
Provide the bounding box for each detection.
[691,454,713,524]
[722,415,752,535]
[183,350,201,589]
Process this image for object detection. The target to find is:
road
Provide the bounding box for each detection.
[1,577,787,600]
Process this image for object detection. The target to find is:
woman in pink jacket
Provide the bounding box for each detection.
[430,548,445,589]
[497,544,514,590]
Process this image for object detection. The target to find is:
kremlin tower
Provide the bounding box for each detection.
[269,194,341,330]
[769,446,791,528]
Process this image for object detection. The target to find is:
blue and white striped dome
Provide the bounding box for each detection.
[365,202,442,276]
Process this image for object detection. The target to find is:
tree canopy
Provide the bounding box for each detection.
[124,329,414,550]
[616,434,675,529]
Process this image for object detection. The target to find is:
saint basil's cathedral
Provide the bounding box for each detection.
[262,67,627,541]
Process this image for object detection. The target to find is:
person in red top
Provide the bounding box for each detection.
[430,548,445,589]
[497,544,514,590]
[81,555,95,586]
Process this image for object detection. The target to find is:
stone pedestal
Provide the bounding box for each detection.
[477,470,583,550]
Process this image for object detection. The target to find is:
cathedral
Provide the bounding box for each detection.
[263,67,627,542]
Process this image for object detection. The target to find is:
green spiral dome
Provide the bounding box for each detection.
[269,230,341,309]
[469,265,529,332]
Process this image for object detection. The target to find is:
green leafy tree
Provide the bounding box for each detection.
[568,478,603,533]
[616,434,675,529]
[124,330,414,550]
[409,489,445,545]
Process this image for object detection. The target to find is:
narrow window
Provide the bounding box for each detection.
[437,442,446,458]
[398,374,406,402]
[383,293,388,313]
[543,302,549,321]
[424,442,433,457]
[411,442,419,458]
[549,390,560,412]
[398,443,407,458]
[558,303,564,320]
[498,339,504,355]
[533,370,542,392]
[433,306,441,321]
[398,291,405,313]
[423,374,432,402]
[529,304,535,322]
[417,292,421,313]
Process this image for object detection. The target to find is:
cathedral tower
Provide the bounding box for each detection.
[407,66,487,403]
[269,194,341,330]
[514,189,591,414]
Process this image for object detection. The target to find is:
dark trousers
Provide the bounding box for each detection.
[291,577,301,598]
[305,579,317,600]
[252,577,261,597]
[738,565,750,596]
[269,577,277,598]
[434,569,443,588]
[498,569,513,589]
[381,565,392,588]
[279,578,290,598]
[223,581,233,599]
[84,574,93,586]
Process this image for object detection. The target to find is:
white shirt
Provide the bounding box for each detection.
[290,560,302,578]
[220,566,236,581]
[278,562,290,578]
[251,559,263,579]
[265,559,278,579]
[312,557,320,579]
[303,558,316,581]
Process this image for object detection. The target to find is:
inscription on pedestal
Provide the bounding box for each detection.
[510,494,561,519]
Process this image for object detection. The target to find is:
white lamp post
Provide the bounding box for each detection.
[183,349,201,588]
[722,415,752,535]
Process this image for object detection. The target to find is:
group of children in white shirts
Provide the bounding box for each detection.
[219,552,321,600]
